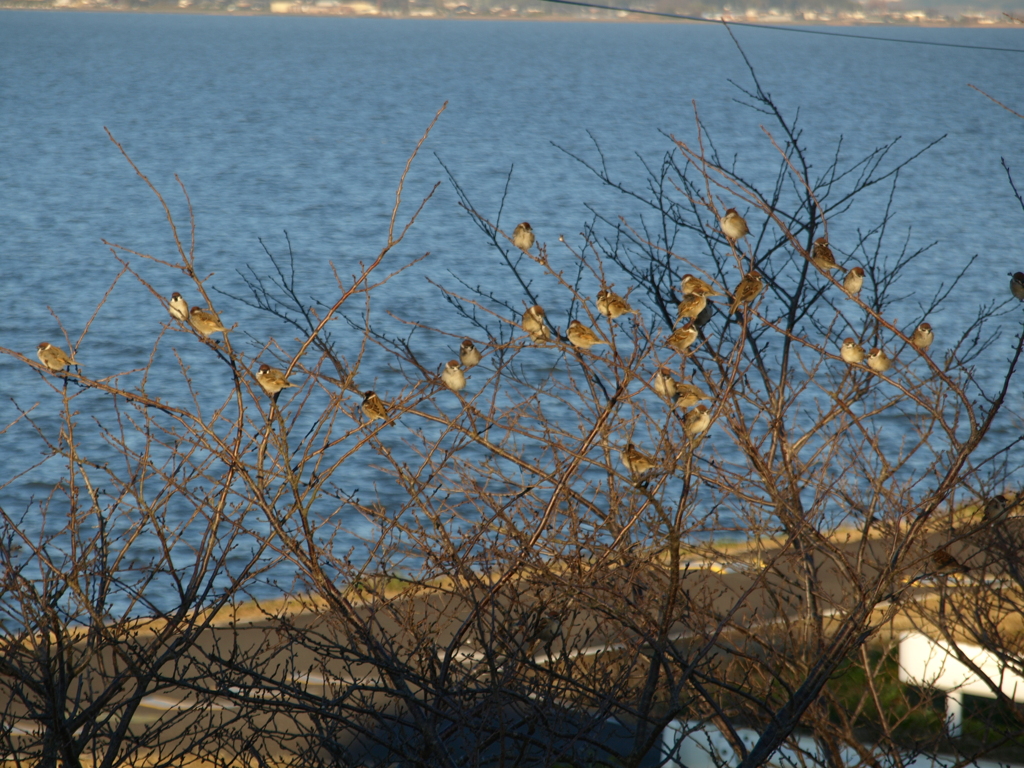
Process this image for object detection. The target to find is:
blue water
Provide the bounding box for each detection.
[2,11,1024,608]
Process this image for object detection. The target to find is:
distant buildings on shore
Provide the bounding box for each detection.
[1,0,1017,25]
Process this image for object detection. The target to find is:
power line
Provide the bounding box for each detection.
[541,0,1024,54]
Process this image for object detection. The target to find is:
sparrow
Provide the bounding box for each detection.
[36,342,80,373]
[522,305,550,343]
[844,267,865,296]
[866,348,892,373]
[910,322,934,351]
[840,338,866,364]
[729,271,763,314]
[459,339,482,369]
[681,274,722,297]
[810,237,841,271]
[675,293,707,322]
[512,222,535,252]
[528,612,562,644]
[566,320,606,350]
[596,289,637,319]
[683,404,711,439]
[189,306,227,337]
[168,292,189,323]
[694,301,714,331]
[361,391,389,423]
[1010,272,1024,301]
[675,383,710,410]
[620,443,656,476]
[666,322,698,354]
[256,363,298,396]
[720,208,749,242]
[652,367,679,401]
[441,360,466,391]
[982,491,1018,523]
[931,547,969,575]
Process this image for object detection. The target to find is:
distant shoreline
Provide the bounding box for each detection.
[1,5,1022,26]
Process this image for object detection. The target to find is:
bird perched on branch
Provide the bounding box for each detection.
[1010,272,1024,301]
[512,222,535,252]
[911,323,934,351]
[720,208,749,242]
[596,289,637,320]
[168,292,188,323]
[620,443,656,482]
[37,342,80,373]
[256,363,298,397]
[844,267,865,297]
[522,305,550,344]
[459,339,482,369]
[681,274,721,297]
[866,348,892,373]
[189,307,227,337]
[652,367,678,401]
[811,237,841,272]
[567,320,606,350]
[676,293,707,323]
[527,611,562,645]
[694,301,714,331]
[666,322,698,354]
[729,271,763,314]
[982,490,1019,524]
[931,547,969,575]
[683,404,711,439]
[441,360,466,391]
[840,339,866,365]
[362,391,390,424]
[676,383,710,410]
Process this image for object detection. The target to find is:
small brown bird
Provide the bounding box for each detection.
[681,274,722,297]
[652,367,679,401]
[666,322,699,354]
[189,306,227,337]
[596,289,637,319]
[840,338,866,364]
[694,301,714,330]
[910,322,934,351]
[459,339,482,369]
[168,292,188,323]
[620,443,656,476]
[256,363,298,396]
[533,612,562,644]
[676,383,710,410]
[720,208,749,242]
[1011,272,1024,301]
[512,222,535,252]
[522,305,550,343]
[567,320,606,350]
[866,348,892,373]
[683,404,711,439]
[361,391,389,424]
[729,271,763,314]
[441,360,466,391]
[676,293,708,322]
[811,237,841,271]
[844,267,865,296]
[36,342,80,373]
[982,491,1019,523]
[931,547,969,575]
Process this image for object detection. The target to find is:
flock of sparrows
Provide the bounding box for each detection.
[32,214,1024,488]
[36,293,304,402]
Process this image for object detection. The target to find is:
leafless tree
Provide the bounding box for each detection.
[3,61,1024,768]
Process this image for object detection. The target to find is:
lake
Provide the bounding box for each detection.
[2,11,1024,605]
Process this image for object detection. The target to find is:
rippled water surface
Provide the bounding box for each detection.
[2,11,1024,603]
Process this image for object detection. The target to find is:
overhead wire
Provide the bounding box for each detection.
[541,0,1024,54]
